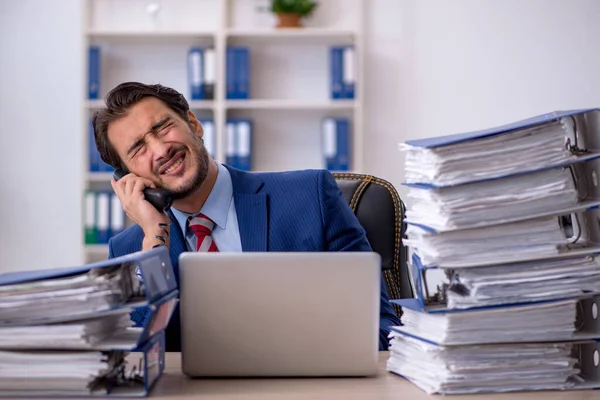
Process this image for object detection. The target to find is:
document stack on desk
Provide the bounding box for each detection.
[388,109,600,394]
[0,246,178,397]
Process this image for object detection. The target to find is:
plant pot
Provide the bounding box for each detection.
[276,12,302,28]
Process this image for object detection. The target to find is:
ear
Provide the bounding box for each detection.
[187,110,204,139]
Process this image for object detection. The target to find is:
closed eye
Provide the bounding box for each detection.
[157,122,174,136]
[127,139,145,158]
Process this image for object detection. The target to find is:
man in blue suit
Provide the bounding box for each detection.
[93,82,401,352]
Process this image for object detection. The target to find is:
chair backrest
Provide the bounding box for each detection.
[333,173,412,316]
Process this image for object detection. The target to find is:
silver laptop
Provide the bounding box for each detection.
[178,252,381,378]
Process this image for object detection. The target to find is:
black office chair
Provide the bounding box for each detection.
[333,173,411,317]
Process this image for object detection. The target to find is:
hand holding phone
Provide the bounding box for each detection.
[111,169,173,247]
[113,168,173,212]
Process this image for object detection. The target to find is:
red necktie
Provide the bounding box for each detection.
[188,213,219,252]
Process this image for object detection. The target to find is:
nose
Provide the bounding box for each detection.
[148,136,172,165]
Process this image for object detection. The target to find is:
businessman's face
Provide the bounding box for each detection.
[107,97,210,198]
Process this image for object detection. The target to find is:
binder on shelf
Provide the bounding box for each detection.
[203,48,216,100]
[88,119,99,172]
[329,47,343,99]
[89,119,114,173]
[188,47,204,100]
[342,46,355,99]
[110,193,125,238]
[225,120,237,167]
[336,117,351,170]
[0,246,177,397]
[236,47,250,99]
[330,46,355,100]
[321,117,350,171]
[96,191,111,244]
[201,119,215,159]
[88,46,100,100]
[84,191,125,245]
[226,47,250,99]
[226,47,236,99]
[235,119,252,171]
[84,190,97,245]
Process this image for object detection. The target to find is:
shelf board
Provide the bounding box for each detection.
[226,28,356,42]
[85,244,109,254]
[189,100,216,110]
[225,99,356,110]
[88,172,113,182]
[86,100,214,110]
[88,30,216,38]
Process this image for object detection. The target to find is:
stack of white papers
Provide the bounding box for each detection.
[447,256,600,309]
[402,120,574,187]
[405,167,579,231]
[0,264,135,325]
[389,109,600,394]
[387,333,578,394]
[0,261,149,396]
[396,299,577,345]
[404,216,567,268]
[0,313,139,349]
[0,350,126,395]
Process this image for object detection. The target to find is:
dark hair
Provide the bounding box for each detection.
[92,82,190,169]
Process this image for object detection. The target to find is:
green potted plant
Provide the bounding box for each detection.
[270,0,318,28]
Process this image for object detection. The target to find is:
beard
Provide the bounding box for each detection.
[158,135,210,200]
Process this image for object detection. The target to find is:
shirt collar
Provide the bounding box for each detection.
[171,162,234,234]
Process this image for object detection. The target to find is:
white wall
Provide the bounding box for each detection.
[0,0,85,272]
[364,0,600,207]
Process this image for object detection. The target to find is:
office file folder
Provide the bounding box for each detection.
[387,332,600,394]
[0,246,177,325]
[402,250,600,312]
[401,109,600,188]
[403,166,600,232]
[0,330,166,397]
[391,109,600,394]
[188,47,204,100]
[0,247,176,397]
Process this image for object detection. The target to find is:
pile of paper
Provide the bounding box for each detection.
[388,109,600,394]
[0,247,177,397]
[0,350,127,396]
[387,333,579,394]
[401,119,576,187]
[446,256,600,309]
[405,167,579,231]
[404,216,568,267]
[398,299,577,345]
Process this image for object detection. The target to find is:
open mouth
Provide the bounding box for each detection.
[160,152,185,175]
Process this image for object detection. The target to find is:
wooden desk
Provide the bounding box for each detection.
[152,352,600,399]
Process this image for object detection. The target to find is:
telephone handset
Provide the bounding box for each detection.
[113,168,174,212]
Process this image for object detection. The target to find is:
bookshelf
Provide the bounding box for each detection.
[83,0,365,262]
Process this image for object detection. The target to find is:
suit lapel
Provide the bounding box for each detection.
[225,165,267,252]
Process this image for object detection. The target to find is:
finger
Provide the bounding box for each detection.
[139,178,157,189]
[132,179,149,198]
[124,177,136,196]
[111,179,124,198]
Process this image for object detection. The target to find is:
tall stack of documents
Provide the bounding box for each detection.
[0,246,177,397]
[388,109,600,394]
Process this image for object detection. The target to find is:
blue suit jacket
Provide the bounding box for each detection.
[108,166,401,351]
